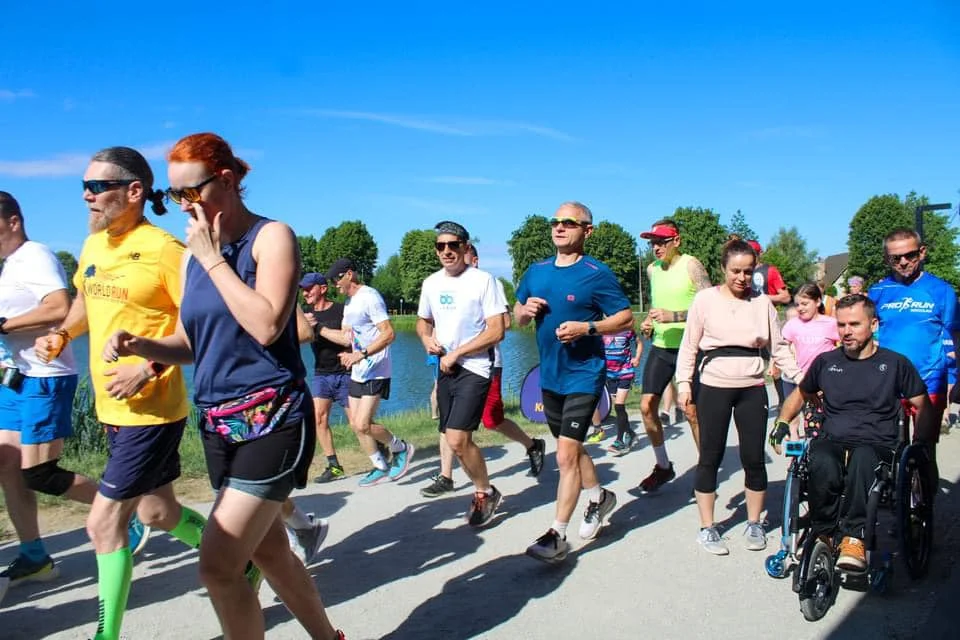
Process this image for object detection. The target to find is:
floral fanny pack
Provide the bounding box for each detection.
[203,382,302,443]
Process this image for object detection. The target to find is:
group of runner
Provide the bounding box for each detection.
[0,133,955,637]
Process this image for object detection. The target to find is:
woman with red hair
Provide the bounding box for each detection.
[104,133,343,639]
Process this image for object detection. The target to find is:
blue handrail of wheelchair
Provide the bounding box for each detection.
[785,438,809,457]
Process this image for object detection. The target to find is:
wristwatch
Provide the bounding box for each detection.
[587,321,597,336]
[360,348,369,358]
[0,317,7,334]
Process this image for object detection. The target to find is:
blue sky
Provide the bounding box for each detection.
[1,1,958,281]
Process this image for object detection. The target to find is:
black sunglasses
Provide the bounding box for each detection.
[648,237,676,247]
[887,249,921,263]
[550,217,589,229]
[83,179,135,194]
[165,175,217,205]
[435,241,463,252]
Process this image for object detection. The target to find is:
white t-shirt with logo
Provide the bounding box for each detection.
[343,285,391,382]
[0,241,76,376]
[418,266,507,379]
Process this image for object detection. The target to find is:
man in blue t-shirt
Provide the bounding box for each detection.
[514,201,633,564]
[868,227,959,428]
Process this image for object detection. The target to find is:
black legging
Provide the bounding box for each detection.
[694,384,768,494]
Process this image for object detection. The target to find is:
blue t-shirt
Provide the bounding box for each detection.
[868,272,959,395]
[516,256,631,395]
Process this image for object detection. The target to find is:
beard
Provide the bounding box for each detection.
[88,210,111,233]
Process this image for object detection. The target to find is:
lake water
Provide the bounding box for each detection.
[71,328,651,420]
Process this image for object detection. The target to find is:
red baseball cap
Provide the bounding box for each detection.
[747,240,762,254]
[640,223,680,240]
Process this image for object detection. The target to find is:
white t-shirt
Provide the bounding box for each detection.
[343,285,391,382]
[418,266,507,379]
[492,278,508,368]
[0,241,76,376]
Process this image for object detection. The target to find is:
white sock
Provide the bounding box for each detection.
[284,504,311,529]
[552,520,569,539]
[654,445,669,469]
[584,484,603,504]
[370,451,389,471]
[389,436,405,453]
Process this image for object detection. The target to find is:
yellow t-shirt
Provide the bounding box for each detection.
[74,222,189,425]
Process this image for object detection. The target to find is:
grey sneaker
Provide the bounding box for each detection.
[744,521,767,551]
[578,488,617,540]
[698,526,729,556]
[287,514,329,565]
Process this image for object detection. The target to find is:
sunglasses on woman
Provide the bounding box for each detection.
[165,175,218,204]
[82,179,135,194]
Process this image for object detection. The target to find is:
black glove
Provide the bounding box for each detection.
[768,420,790,450]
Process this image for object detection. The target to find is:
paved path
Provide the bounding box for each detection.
[4,392,960,639]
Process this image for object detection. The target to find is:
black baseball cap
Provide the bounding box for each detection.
[325,258,356,282]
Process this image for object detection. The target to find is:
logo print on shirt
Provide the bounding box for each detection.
[84,265,96,278]
[567,295,575,302]
[129,252,141,261]
[878,364,888,373]
[827,364,843,374]
[879,297,936,313]
[439,294,454,305]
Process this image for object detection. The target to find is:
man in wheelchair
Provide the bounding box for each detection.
[772,294,937,573]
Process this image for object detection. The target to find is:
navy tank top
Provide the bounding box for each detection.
[181,217,306,408]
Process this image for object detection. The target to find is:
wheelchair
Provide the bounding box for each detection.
[764,410,935,622]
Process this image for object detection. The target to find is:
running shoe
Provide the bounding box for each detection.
[659,411,672,426]
[743,521,767,551]
[388,442,415,480]
[639,462,676,493]
[376,440,391,464]
[466,486,503,527]
[698,527,729,556]
[607,430,636,457]
[128,513,151,557]
[358,467,390,487]
[244,561,263,593]
[579,488,617,540]
[674,408,684,424]
[585,427,605,443]
[420,474,455,498]
[0,554,59,587]
[527,438,546,477]
[837,536,866,573]
[290,515,329,565]
[314,465,345,484]
[526,529,569,564]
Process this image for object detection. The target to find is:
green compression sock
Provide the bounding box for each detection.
[93,548,133,640]
[169,505,206,550]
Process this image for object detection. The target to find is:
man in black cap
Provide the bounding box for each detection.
[325,258,415,486]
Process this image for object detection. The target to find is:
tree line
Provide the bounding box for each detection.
[44,192,958,314]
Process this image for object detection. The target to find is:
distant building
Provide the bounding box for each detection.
[814,252,850,294]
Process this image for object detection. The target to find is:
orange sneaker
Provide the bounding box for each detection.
[836,536,866,573]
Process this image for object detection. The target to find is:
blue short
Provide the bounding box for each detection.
[0,374,77,445]
[309,372,350,408]
[99,419,185,500]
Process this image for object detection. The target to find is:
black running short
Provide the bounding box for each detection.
[642,346,701,401]
[349,378,391,400]
[438,367,491,433]
[541,390,600,442]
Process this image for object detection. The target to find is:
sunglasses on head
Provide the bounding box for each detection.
[83,179,135,194]
[435,240,463,252]
[887,249,921,263]
[165,174,217,205]
[550,217,588,229]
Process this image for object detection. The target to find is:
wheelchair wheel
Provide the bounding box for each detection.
[799,540,836,621]
[898,444,934,580]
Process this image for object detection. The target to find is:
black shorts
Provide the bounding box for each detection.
[541,390,600,442]
[201,406,316,503]
[437,367,492,433]
[605,377,633,396]
[349,378,391,400]
[642,346,701,402]
[99,419,186,501]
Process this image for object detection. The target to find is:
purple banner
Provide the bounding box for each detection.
[519,365,611,424]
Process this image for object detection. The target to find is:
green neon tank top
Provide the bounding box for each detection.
[649,253,698,348]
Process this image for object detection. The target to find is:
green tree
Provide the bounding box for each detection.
[296,235,323,276]
[398,229,440,304]
[727,209,757,240]
[669,207,728,284]
[585,221,639,303]
[848,192,960,287]
[638,246,654,309]
[507,215,556,283]
[760,227,818,290]
[370,254,403,312]
[314,221,379,281]
[56,251,78,296]
[498,277,517,308]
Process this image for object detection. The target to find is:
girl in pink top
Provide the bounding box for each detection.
[676,238,801,556]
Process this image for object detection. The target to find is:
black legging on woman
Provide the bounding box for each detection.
[694,384,769,494]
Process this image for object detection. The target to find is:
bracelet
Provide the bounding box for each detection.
[207,260,228,274]
[144,360,166,378]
